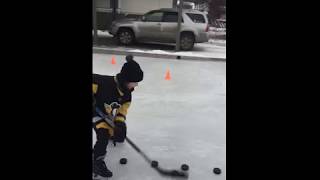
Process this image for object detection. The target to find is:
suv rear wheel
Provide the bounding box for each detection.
[117,29,135,45]
[180,32,195,51]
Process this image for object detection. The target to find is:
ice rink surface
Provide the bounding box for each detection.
[93,54,226,180]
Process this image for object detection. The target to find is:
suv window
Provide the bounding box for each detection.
[163,12,184,23]
[186,13,206,23]
[145,11,163,22]
[163,12,177,22]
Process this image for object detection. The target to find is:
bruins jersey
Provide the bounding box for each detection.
[93,74,131,123]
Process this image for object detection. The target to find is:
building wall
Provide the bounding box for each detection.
[119,0,172,15]
[95,0,173,30]
[96,0,110,9]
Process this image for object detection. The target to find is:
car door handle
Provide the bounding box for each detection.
[157,23,161,25]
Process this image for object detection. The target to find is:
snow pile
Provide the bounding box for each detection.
[92,30,114,37]
[128,49,215,58]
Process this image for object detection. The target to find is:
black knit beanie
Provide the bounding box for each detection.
[120,55,143,82]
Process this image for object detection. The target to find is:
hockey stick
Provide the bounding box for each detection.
[94,107,189,178]
[125,136,188,178]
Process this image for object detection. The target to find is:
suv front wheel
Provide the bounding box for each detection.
[180,32,195,51]
[117,29,135,45]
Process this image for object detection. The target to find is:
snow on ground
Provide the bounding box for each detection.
[93,30,226,59]
[128,48,225,59]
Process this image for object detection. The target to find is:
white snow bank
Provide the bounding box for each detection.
[128,49,221,58]
[92,30,114,37]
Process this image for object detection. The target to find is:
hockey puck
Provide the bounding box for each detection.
[120,158,127,165]
[181,164,189,171]
[213,168,221,174]
[151,160,158,168]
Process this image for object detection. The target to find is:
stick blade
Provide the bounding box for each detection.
[155,167,189,178]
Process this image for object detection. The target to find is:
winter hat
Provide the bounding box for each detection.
[120,55,143,82]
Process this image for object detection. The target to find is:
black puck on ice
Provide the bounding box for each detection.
[213,168,221,174]
[120,158,127,165]
[181,164,189,171]
[151,161,158,168]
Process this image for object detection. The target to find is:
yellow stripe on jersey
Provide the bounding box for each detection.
[93,84,98,94]
[115,102,131,122]
[95,121,114,136]
[114,76,124,96]
[115,116,125,122]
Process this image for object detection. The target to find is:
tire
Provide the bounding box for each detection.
[117,29,135,45]
[180,32,195,51]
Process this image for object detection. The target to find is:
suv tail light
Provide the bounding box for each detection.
[205,24,209,32]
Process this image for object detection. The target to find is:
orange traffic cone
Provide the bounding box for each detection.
[165,69,171,80]
[111,56,116,65]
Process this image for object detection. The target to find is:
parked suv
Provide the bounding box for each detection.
[110,8,209,50]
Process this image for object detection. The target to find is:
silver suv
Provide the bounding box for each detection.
[110,8,209,50]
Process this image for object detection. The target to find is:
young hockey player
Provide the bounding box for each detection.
[92,55,143,177]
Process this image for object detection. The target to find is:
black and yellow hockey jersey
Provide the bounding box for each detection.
[93,74,131,123]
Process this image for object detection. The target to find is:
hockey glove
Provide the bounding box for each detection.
[113,121,127,143]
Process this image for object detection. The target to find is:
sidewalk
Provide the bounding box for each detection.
[93,30,226,61]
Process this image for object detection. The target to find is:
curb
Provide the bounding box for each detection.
[93,46,226,62]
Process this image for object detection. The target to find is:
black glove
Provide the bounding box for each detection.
[113,121,127,143]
